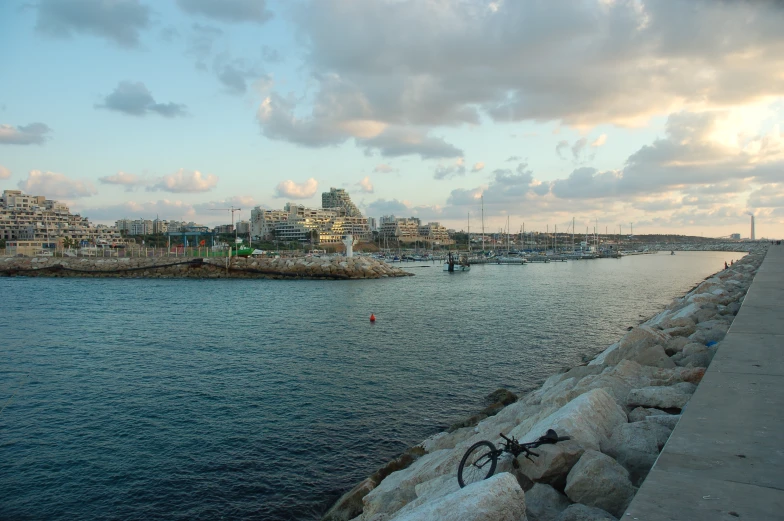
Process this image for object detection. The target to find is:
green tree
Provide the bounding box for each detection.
[0,238,5,249]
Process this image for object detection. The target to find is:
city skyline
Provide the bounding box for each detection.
[1,0,783,238]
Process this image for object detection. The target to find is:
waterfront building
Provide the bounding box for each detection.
[1,189,120,246]
[250,202,370,244]
[378,216,453,245]
[322,187,362,217]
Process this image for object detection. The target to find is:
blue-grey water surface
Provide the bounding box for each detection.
[0,251,745,520]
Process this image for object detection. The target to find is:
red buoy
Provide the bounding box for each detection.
[370,314,376,322]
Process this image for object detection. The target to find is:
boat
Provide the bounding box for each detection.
[444,252,471,272]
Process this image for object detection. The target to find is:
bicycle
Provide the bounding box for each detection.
[457,429,571,488]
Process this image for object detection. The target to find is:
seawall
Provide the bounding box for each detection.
[0,256,413,280]
[322,246,769,521]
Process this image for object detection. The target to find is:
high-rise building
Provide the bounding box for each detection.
[322,188,362,217]
[750,215,755,240]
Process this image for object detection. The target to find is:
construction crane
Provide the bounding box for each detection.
[210,206,242,245]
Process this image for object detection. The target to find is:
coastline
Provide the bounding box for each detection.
[323,246,768,521]
[0,256,413,280]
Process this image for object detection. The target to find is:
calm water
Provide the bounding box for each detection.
[0,251,744,520]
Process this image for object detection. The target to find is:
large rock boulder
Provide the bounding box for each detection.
[601,421,673,486]
[555,504,618,521]
[516,440,586,490]
[509,389,627,452]
[626,383,697,410]
[361,448,460,518]
[322,478,375,521]
[601,326,671,366]
[526,483,571,521]
[564,450,635,518]
[391,472,527,521]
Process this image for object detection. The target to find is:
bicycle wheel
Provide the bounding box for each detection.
[458,441,498,488]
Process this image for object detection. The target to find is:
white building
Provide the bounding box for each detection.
[251,203,370,244]
[1,189,120,245]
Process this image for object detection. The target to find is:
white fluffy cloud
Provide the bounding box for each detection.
[357,176,374,193]
[150,169,218,193]
[0,165,10,179]
[98,171,147,191]
[18,170,97,199]
[274,178,318,199]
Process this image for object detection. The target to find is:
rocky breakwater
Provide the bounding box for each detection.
[0,256,413,280]
[323,251,765,521]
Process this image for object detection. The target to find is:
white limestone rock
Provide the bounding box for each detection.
[601,326,671,366]
[526,483,572,521]
[391,472,527,521]
[516,439,586,490]
[511,389,627,452]
[564,450,635,518]
[626,383,697,410]
[361,448,461,518]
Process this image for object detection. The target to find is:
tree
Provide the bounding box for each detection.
[0,238,5,249]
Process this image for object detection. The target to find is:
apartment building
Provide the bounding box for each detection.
[250,202,371,244]
[322,187,362,217]
[1,189,120,245]
[378,216,453,244]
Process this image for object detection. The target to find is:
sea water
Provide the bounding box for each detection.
[0,251,745,520]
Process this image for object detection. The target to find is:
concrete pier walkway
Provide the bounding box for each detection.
[625,245,784,520]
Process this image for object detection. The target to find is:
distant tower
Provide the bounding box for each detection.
[322,187,362,217]
[750,214,755,240]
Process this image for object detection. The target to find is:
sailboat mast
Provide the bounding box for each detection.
[481,195,485,253]
[468,212,471,253]
[572,217,575,253]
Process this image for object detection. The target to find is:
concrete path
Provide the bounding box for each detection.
[625,245,784,521]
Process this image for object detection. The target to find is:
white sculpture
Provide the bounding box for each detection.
[342,234,358,258]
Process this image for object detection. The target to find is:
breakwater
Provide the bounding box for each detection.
[323,247,767,521]
[0,256,412,280]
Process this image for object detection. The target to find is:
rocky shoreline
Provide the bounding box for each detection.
[0,256,413,280]
[323,247,767,521]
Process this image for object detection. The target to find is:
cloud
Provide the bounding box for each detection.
[150,169,218,193]
[373,164,396,173]
[748,184,784,210]
[434,158,466,180]
[505,156,521,162]
[0,123,52,145]
[35,0,150,48]
[213,52,266,95]
[364,198,411,217]
[471,162,485,173]
[98,171,147,191]
[591,134,607,147]
[274,178,318,199]
[193,196,256,213]
[177,0,273,25]
[357,176,374,193]
[556,137,599,162]
[186,23,223,69]
[0,165,10,179]
[263,0,784,158]
[78,199,198,224]
[551,167,623,199]
[18,170,97,199]
[256,77,463,158]
[97,81,188,118]
[359,128,463,159]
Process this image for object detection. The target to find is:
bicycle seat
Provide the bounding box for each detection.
[541,429,559,442]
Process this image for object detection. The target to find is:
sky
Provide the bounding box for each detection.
[1,0,783,239]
